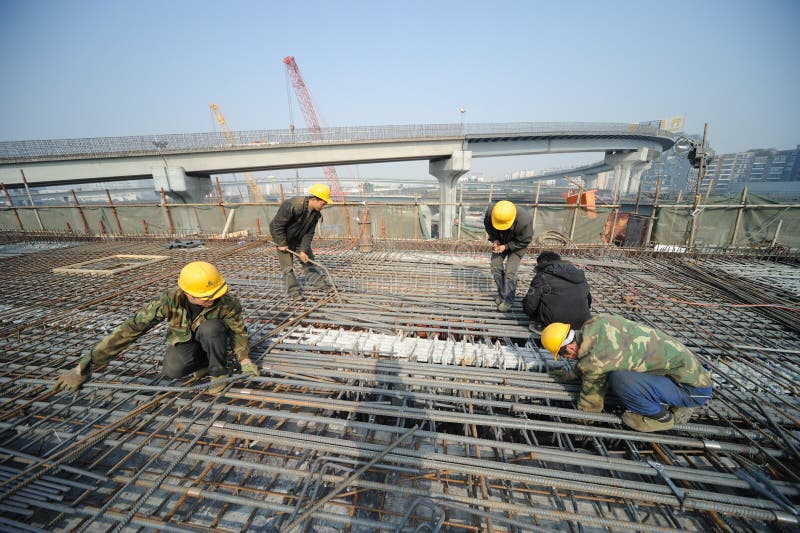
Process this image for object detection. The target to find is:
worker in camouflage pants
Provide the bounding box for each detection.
[540,314,712,432]
[53,261,259,395]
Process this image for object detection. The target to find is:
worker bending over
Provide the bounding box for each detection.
[541,314,712,432]
[54,261,258,394]
[522,251,592,334]
[269,183,331,298]
[483,200,533,312]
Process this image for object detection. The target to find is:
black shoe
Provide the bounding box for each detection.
[528,322,544,334]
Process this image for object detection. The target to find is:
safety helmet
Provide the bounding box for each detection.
[491,201,516,230]
[178,261,228,300]
[540,322,574,360]
[309,183,332,204]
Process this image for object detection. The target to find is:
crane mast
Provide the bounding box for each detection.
[282,56,346,202]
[209,103,266,203]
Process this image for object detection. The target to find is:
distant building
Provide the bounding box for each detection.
[704,145,800,194]
[639,142,800,198]
[639,149,696,196]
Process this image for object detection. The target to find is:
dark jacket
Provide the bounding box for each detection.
[483,204,533,255]
[522,260,592,328]
[269,196,322,253]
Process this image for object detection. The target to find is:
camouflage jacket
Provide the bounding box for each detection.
[82,287,249,368]
[574,314,711,412]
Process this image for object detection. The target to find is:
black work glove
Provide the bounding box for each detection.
[549,369,579,383]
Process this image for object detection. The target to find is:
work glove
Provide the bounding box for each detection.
[239,358,259,377]
[549,369,579,383]
[53,357,92,392]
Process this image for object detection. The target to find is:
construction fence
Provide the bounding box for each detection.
[1,192,798,251]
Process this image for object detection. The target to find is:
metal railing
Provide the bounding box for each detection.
[0,122,673,163]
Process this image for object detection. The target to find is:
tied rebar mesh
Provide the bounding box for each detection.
[0,240,797,531]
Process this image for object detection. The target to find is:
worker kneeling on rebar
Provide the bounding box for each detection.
[53,261,259,395]
[541,315,712,432]
[269,183,331,298]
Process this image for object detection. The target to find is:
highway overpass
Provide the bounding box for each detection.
[0,122,674,237]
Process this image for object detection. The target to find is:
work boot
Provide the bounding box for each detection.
[287,290,302,300]
[494,295,502,305]
[497,302,512,313]
[621,411,675,432]
[671,406,698,425]
[192,367,209,380]
[208,373,230,395]
[529,321,545,334]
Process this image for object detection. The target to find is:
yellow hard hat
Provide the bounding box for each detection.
[540,322,574,360]
[178,261,228,300]
[491,201,516,230]
[309,183,332,204]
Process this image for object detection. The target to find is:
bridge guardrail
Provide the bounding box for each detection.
[0,122,672,163]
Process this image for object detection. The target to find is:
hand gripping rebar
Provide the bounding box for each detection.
[266,240,342,303]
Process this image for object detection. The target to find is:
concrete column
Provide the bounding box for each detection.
[429,151,471,239]
[624,161,653,196]
[152,166,211,204]
[152,166,212,234]
[604,149,658,198]
[583,173,599,190]
[613,164,631,197]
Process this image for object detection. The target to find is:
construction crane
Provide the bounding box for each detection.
[283,56,353,237]
[209,103,266,203]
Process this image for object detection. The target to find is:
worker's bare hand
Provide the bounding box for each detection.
[298,252,309,263]
[493,244,506,254]
[277,245,289,252]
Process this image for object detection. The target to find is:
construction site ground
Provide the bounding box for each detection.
[0,237,799,532]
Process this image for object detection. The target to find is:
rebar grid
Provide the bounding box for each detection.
[0,239,798,532]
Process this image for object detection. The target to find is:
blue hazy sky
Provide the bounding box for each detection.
[1,0,798,180]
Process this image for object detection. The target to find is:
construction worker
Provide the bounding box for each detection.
[269,183,331,298]
[523,251,592,334]
[541,315,712,432]
[53,261,259,394]
[483,200,533,312]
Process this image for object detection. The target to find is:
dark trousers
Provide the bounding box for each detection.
[608,371,712,417]
[277,248,327,295]
[490,251,523,304]
[162,319,229,378]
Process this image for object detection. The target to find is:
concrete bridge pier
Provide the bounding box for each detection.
[624,161,654,196]
[583,172,599,190]
[152,166,212,233]
[429,151,472,239]
[604,149,658,197]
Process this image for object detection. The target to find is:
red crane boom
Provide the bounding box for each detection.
[283,56,346,202]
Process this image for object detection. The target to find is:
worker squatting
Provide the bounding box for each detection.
[53,188,712,433]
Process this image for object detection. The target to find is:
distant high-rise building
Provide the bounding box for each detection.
[704,145,800,193]
[640,143,800,198]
